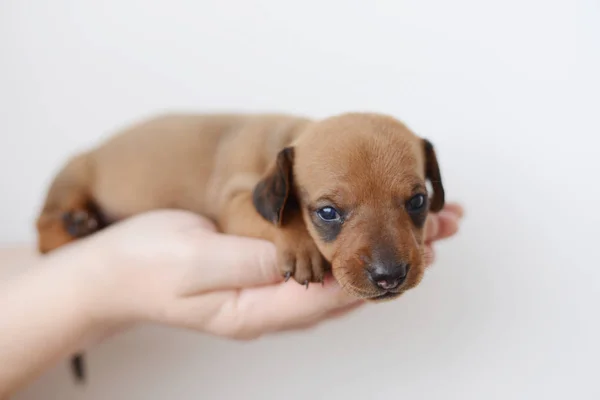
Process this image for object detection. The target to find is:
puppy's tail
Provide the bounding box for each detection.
[71,353,86,383]
[35,153,96,384]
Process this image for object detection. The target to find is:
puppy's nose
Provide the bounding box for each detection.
[367,263,409,290]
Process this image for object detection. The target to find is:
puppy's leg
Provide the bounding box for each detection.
[35,153,104,383]
[36,154,106,254]
[219,192,328,286]
[36,154,105,253]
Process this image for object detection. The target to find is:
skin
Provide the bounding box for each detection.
[34,111,452,382]
[0,203,463,398]
[36,112,447,301]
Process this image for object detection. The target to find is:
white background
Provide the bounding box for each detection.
[2,0,600,399]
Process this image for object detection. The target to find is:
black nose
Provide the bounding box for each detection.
[367,262,409,290]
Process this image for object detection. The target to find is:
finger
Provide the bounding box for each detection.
[424,202,464,239]
[443,202,465,219]
[433,211,461,240]
[182,275,363,338]
[125,209,219,232]
[423,244,435,267]
[425,210,461,243]
[178,232,282,295]
[425,213,440,240]
[238,277,363,336]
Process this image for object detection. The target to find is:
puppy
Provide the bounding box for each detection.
[35,111,445,381]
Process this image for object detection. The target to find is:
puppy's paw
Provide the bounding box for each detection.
[275,233,328,288]
[37,208,100,253]
[62,210,99,237]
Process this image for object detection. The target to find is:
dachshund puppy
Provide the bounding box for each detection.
[35,111,445,380]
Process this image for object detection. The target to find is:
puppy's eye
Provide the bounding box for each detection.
[406,194,426,212]
[316,206,341,222]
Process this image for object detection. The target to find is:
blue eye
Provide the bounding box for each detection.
[406,194,426,212]
[316,206,341,222]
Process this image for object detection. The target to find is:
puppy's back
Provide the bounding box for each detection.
[87,113,310,222]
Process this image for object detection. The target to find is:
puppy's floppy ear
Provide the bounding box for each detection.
[252,147,295,226]
[422,139,445,212]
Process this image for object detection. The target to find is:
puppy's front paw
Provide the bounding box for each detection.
[275,233,328,288]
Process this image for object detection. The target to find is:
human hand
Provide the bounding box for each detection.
[66,203,464,341]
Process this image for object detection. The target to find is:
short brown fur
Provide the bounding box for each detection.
[37,111,445,299]
[36,111,445,381]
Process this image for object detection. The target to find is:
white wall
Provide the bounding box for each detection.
[2,0,599,399]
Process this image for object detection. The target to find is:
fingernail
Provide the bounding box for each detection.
[450,204,465,218]
[439,210,461,222]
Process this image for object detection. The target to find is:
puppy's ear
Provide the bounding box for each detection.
[422,139,445,212]
[252,147,295,225]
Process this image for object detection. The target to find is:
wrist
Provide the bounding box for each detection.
[0,247,125,396]
[42,242,136,338]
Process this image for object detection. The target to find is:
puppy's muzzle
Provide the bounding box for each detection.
[367,261,409,291]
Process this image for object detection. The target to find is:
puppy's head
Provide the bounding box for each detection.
[253,113,445,301]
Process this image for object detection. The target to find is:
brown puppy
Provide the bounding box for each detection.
[35,112,445,379]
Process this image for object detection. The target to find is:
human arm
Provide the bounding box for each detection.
[0,246,114,397]
[0,203,463,397]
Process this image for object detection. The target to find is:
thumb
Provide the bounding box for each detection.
[178,231,283,295]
